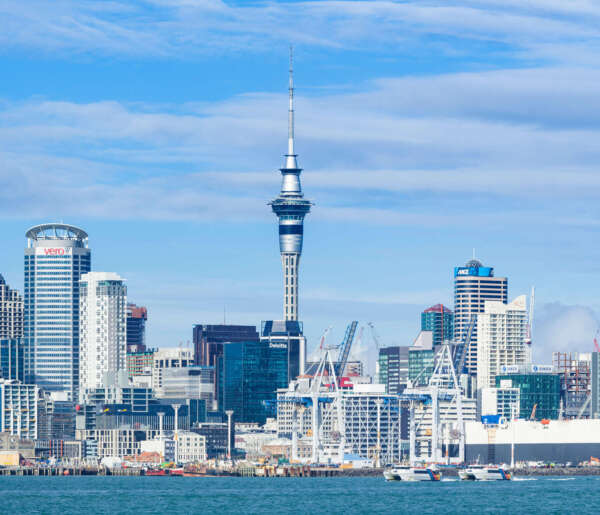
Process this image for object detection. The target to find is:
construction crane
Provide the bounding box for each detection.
[367,322,381,352]
[455,315,476,375]
[524,287,535,362]
[319,326,333,351]
[335,321,358,377]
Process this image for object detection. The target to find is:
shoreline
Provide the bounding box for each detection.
[2,466,600,478]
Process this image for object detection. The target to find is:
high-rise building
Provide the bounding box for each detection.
[421,304,453,347]
[79,272,127,398]
[126,304,147,353]
[269,53,312,322]
[408,331,435,387]
[0,274,23,339]
[476,295,528,391]
[378,346,410,394]
[453,259,507,375]
[0,339,24,382]
[219,340,289,424]
[24,224,91,400]
[193,324,259,367]
[260,320,306,381]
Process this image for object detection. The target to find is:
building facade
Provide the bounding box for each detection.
[260,320,306,381]
[453,259,507,375]
[0,339,25,382]
[126,304,147,353]
[0,380,39,439]
[495,368,561,420]
[151,348,193,392]
[193,324,259,367]
[24,224,91,399]
[159,366,214,404]
[219,340,289,424]
[0,274,23,339]
[476,296,528,391]
[421,304,453,347]
[378,346,410,394]
[79,273,127,397]
[269,56,312,322]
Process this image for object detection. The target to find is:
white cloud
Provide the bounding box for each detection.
[2,0,600,65]
[2,67,600,226]
[533,303,599,363]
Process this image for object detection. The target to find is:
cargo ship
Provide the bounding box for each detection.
[465,419,600,464]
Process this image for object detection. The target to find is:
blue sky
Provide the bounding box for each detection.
[1,0,599,369]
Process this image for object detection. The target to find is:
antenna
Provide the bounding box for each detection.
[288,45,295,157]
[472,248,476,260]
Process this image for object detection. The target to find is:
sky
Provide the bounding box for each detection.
[1,0,599,370]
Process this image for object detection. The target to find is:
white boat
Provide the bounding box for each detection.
[384,466,441,482]
[458,465,512,481]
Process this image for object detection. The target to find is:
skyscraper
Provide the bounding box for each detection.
[421,304,453,347]
[24,224,91,400]
[0,274,23,339]
[476,295,528,390]
[269,51,312,322]
[79,272,127,398]
[126,303,147,353]
[193,324,259,367]
[453,259,507,375]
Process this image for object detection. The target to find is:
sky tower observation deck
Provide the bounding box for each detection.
[269,51,312,322]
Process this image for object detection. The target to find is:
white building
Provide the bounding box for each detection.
[480,384,520,418]
[79,272,127,399]
[152,348,193,392]
[476,295,528,391]
[0,380,39,439]
[176,431,206,463]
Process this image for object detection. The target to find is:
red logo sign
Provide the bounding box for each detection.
[44,248,66,255]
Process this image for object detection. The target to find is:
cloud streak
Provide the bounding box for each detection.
[2,0,600,65]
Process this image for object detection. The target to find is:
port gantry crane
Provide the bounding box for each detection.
[401,342,466,465]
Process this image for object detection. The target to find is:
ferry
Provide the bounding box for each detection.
[458,466,512,481]
[384,466,441,482]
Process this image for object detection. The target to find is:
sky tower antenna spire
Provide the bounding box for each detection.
[285,45,298,169]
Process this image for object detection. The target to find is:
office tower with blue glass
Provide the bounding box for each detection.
[269,52,312,323]
[24,224,91,400]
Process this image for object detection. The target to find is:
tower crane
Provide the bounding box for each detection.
[335,321,358,377]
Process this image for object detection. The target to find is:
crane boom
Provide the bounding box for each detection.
[456,315,476,374]
[335,321,358,377]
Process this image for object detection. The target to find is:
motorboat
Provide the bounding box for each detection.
[384,466,441,482]
[459,465,512,481]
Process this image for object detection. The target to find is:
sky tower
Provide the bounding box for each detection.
[269,49,312,322]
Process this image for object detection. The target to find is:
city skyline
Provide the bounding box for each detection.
[1,1,599,364]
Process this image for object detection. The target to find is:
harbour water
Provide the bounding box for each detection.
[2,475,599,514]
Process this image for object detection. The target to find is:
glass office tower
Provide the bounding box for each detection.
[24,224,91,400]
[219,340,289,424]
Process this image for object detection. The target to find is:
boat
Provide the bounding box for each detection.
[458,465,511,481]
[384,466,441,482]
[144,468,167,476]
[169,468,184,476]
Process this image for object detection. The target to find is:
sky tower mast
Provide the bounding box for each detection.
[269,48,313,321]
